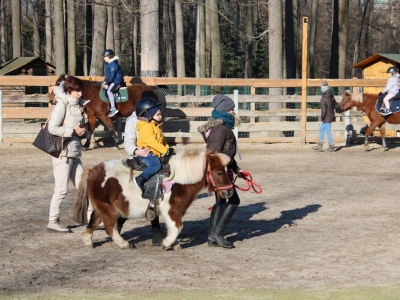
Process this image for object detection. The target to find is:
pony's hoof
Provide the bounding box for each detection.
[82,240,93,248]
[364,145,369,151]
[172,242,182,251]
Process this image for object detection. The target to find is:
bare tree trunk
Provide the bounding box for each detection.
[337,0,349,93]
[308,0,318,79]
[140,0,159,77]
[205,0,211,78]
[245,0,253,79]
[89,2,106,76]
[83,0,92,76]
[33,0,40,57]
[175,0,185,78]
[113,3,120,56]
[45,0,53,62]
[54,0,66,75]
[130,13,138,76]
[268,0,283,131]
[106,2,114,50]
[209,0,221,81]
[199,0,205,79]
[329,0,339,79]
[0,0,7,63]
[67,0,76,75]
[352,0,371,78]
[11,0,21,58]
[163,0,174,77]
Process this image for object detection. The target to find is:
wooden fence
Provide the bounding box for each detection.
[1,75,397,144]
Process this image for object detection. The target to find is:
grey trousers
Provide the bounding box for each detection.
[49,156,84,221]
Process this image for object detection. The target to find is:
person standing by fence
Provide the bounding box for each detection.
[312,82,338,153]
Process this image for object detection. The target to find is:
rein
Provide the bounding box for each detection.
[232,171,262,194]
[340,93,370,119]
[206,163,234,191]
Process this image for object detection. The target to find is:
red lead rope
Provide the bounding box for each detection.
[232,171,262,194]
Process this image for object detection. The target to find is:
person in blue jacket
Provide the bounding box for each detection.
[102,49,124,117]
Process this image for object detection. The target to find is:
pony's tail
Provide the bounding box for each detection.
[73,169,90,224]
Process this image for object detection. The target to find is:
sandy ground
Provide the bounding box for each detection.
[1,141,400,299]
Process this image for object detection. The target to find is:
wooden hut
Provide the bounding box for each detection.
[351,53,400,94]
[0,57,56,95]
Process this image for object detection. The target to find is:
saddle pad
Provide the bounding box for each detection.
[376,92,400,114]
[99,82,129,103]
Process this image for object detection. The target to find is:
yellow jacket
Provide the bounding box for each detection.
[136,119,169,158]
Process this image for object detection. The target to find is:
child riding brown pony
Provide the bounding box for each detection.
[52,75,166,149]
[339,92,400,150]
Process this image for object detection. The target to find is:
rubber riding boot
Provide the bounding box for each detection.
[47,219,71,233]
[152,228,164,246]
[208,205,222,247]
[326,144,335,152]
[208,204,238,248]
[312,142,323,151]
[134,174,147,191]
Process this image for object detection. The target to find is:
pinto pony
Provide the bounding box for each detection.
[73,149,234,250]
[339,92,400,150]
[52,75,166,149]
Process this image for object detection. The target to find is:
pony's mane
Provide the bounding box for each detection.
[169,149,207,185]
[353,93,363,103]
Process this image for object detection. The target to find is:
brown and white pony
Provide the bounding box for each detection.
[339,92,400,150]
[73,149,234,250]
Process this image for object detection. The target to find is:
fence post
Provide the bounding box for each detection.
[234,90,239,140]
[300,17,308,145]
[0,90,2,142]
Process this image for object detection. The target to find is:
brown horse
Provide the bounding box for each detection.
[72,149,234,250]
[53,75,166,149]
[339,92,400,150]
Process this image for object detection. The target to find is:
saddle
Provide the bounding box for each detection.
[99,82,129,103]
[376,91,400,114]
[124,156,173,221]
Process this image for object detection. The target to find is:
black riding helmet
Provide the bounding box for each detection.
[102,49,115,57]
[387,66,399,74]
[136,97,162,120]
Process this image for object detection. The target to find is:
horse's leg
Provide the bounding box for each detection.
[98,115,119,148]
[378,125,388,149]
[159,195,183,250]
[364,121,382,150]
[99,205,130,249]
[82,209,102,248]
[83,115,97,150]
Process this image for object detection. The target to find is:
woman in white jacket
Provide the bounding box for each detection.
[47,76,87,232]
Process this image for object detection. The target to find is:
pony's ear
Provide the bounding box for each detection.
[215,153,231,166]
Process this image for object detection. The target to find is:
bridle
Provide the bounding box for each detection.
[339,93,370,119]
[206,163,233,191]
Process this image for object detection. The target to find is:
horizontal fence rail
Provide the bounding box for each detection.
[1,76,399,144]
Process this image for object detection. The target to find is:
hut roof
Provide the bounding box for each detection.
[351,54,400,69]
[0,57,56,75]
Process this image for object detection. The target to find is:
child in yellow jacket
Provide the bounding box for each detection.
[134,98,174,191]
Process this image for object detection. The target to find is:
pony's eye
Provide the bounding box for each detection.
[217,171,223,175]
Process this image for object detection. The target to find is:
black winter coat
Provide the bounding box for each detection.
[198,118,240,173]
[321,88,338,123]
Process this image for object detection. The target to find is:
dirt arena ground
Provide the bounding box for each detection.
[1,141,400,300]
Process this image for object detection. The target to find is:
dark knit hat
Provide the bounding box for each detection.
[321,81,329,93]
[212,94,235,112]
[147,106,161,118]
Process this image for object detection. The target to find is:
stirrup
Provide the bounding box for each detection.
[145,201,156,221]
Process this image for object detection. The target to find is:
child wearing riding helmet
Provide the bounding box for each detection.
[102,49,125,117]
[198,94,245,249]
[381,66,400,116]
[134,97,174,192]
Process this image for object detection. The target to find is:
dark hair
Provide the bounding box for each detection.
[63,76,84,94]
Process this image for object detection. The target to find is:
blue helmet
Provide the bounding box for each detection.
[136,97,162,120]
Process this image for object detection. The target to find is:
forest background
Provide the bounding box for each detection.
[0,0,399,85]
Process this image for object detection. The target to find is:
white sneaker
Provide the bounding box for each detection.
[108,109,119,117]
[47,220,71,233]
